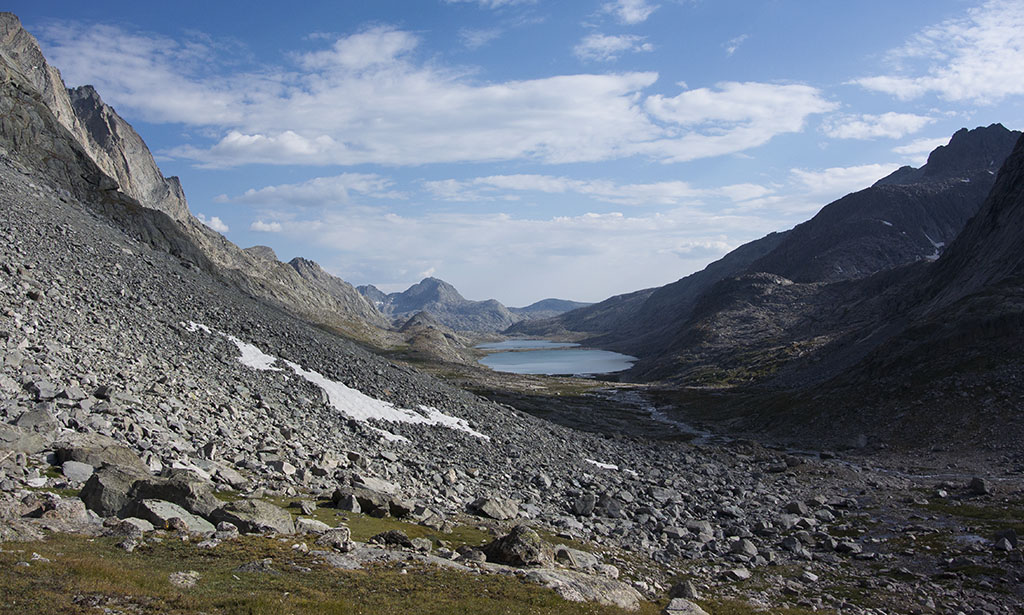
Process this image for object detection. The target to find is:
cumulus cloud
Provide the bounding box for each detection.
[822,112,934,139]
[424,174,770,206]
[38,24,834,168]
[195,213,229,233]
[638,82,838,162]
[790,163,901,199]
[853,0,1024,104]
[573,33,653,62]
[250,220,284,232]
[603,0,659,24]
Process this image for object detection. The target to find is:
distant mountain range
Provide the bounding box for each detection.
[359,278,590,333]
[510,124,1021,379]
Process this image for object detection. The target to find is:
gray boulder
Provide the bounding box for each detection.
[130,470,221,518]
[315,526,354,552]
[137,499,215,534]
[79,465,149,517]
[54,433,149,474]
[0,424,47,454]
[663,598,709,615]
[483,525,554,567]
[61,460,95,483]
[212,499,295,535]
[523,569,642,611]
[470,496,519,521]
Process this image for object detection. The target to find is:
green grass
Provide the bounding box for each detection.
[0,533,660,615]
[917,500,1024,534]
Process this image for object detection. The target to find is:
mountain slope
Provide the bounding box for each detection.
[513,125,1020,382]
[736,133,1024,448]
[0,13,388,342]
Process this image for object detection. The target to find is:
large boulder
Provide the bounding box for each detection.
[79,465,149,517]
[137,499,215,534]
[54,433,149,474]
[0,424,47,454]
[211,499,295,535]
[130,470,221,517]
[470,496,519,521]
[523,569,642,611]
[483,525,553,567]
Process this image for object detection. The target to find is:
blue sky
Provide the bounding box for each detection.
[11,0,1024,305]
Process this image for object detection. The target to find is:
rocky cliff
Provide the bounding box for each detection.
[0,12,389,343]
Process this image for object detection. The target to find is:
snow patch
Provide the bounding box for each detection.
[182,322,487,440]
[586,459,619,471]
[922,233,946,261]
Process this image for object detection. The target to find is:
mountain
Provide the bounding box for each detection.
[359,278,585,333]
[511,124,1021,380]
[711,132,1024,448]
[0,13,388,342]
[509,298,592,319]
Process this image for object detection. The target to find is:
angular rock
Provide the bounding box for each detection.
[79,465,148,517]
[524,569,642,611]
[663,598,710,615]
[0,425,46,454]
[483,525,554,567]
[967,477,990,496]
[54,433,149,474]
[211,499,295,535]
[137,499,215,534]
[61,460,94,483]
[130,470,221,518]
[369,529,414,549]
[295,518,331,535]
[470,496,519,521]
[315,526,353,552]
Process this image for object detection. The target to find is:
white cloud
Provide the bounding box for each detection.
[573,33,653,62]
[459,28,502,49]
[298,26,418,71]
[638,82,838,162]
[240,205,783,305]
[892,136,950,165]
[424,174,770,206]
[224,173,404,206]
[195,213,229,233]
[603,0,659,24]
[445,0,536,8]
[822,112,934,139]
[39,24,834,168]
[790,163,901,199]
[724,34,748,57]
[250,220,284,232]
[853,0,1024,104]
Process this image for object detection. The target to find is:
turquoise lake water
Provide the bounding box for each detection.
[477,340,636,375]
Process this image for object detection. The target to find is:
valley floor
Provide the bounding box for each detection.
[1,156,1022,614]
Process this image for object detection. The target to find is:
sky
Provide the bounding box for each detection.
[10,0,1024,305]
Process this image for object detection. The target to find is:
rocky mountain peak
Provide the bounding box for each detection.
[876,123,1019,186]
[243,245,279,262]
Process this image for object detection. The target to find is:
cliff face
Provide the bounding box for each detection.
[0,12,389,342]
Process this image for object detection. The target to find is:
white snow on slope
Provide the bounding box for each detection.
[182,322,488,441]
